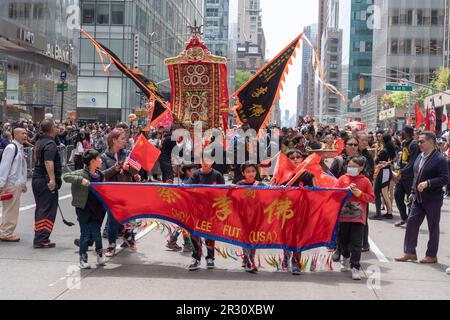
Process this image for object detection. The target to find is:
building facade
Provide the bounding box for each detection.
[347,0,374,101]
[298,23,317,119]
[372,0,446,92]
[0,0,78,122]
[319,0,343,125]
[77,0,204,124]
[204,0,229,57]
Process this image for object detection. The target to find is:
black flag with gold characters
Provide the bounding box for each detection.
[81,29,169,127]
[232,34,303,132]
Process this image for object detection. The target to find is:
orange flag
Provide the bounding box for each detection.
[129,135,161,172]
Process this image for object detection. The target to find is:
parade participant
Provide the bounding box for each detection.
[102,128,141,257]
[371,134,397,220]
[396,132,449,264]
[357,131,375,251]
[237,163,265,274]
[160,126,177,183]
[148,131,162,182]
[336,156,375,280]
[186,160,225,271]
[32,119,62,249]
[394,126,420,227]
[305,126,322,151]
[74,132,85,170]
[323,134,336,150]
[330,136,360,261]
[0,127,28,242]
[282,149,314,275]
[63,150,107,269]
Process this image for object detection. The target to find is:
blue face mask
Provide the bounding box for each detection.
[347,167,360,177]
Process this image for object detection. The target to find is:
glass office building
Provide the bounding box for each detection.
[0,0,78,122]
[77,0,204,124]
[348,0,374,101]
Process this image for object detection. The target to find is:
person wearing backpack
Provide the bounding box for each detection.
[0,127,28,242]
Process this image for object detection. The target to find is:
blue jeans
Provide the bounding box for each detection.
[79,222,102,257]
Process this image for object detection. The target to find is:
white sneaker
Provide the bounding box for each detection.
[446,267,450,275]
[340,258,350,272]
[79,258,91,270]
[97,250,106,266]
[352,268,362,281]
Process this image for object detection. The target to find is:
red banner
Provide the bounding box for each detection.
[91,184,351,252]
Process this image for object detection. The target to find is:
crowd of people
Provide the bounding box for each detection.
[1,117,450,280]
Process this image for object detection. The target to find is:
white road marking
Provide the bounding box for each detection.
[369,237,389,263]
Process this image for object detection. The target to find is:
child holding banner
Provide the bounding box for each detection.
[335,156,375,281]
[282,149,315,276]
[63,150,107,270]
[186,161,225,271]
[237,163,265,274]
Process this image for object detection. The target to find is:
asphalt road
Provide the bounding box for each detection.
[1,180,450,300]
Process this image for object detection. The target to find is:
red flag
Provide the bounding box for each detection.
[129,135,161,172]
[286,153,323,187]
[415,102,425,129]
[336,139,345,155]
[271,152,296,186]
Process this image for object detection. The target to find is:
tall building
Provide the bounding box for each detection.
[347,0,374,101]
[319,0,343,124]
[372,0,446,92]
[236,0,265,73]
[77,0,204,123]
[204,0,229,57]
[0,0,78,122]
[298,24,317,119]
[238,0,260,44]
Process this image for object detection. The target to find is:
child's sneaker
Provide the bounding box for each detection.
[340,258,350,272]
[291,263,301,276]
[206,258,215,269]
[105,245,116,258]
[188,259,201,271]
[96,250,106,266]
[79,255,91,270]
[352,268,362,281]
[245,261,258,274]
[166,241,182,251]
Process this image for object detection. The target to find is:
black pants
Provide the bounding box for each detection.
[32,177,59,245]
[160,158,174,183]
[374,170,393,215]
[395,180,412,222]
[339,222,364,270]
[363,204,369,249]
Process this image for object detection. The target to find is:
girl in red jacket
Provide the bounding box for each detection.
[335,156,375,280]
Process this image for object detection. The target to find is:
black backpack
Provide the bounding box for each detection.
[0,143,19,164]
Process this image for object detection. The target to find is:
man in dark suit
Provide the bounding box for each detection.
[396,132,449,264]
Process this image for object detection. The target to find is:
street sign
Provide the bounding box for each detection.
[60,71,67,82]
[57,83,68,92]
[386,85,413,92]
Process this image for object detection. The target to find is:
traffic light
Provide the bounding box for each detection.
[359,78,365,92]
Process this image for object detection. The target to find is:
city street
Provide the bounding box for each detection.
[1,180,450,300]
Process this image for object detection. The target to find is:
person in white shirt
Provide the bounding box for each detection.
[0,127,28,242]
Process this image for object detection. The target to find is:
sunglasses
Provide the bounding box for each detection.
[289,156,303,160]
[347,143,359,147]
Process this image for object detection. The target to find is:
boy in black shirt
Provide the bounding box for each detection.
[186,161,225,271]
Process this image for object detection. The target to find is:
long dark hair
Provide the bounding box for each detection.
[382,134,397,160]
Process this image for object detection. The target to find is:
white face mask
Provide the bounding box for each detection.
[347,167,360,177]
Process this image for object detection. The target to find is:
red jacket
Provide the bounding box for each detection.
[335,174,375,225]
